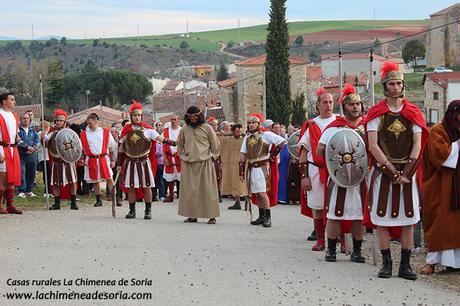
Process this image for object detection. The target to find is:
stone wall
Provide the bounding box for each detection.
[423,78,446,123]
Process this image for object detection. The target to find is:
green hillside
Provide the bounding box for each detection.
[0,19,429,52]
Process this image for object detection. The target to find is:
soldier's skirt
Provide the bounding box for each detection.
[326,178,363,220]
[51,160,77,187]
[123,158,155,189]
[306,164,325,210]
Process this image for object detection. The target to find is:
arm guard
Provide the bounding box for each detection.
[270,144,283,160]
[401,158,418,179]
[299,161,309,179]
[163,138,176,146]
[239,162,245,177]
[376,161,400,181]
[117,151,125,167]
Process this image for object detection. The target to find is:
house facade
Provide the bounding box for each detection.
[423,72,460,123]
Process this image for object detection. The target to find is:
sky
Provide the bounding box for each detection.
[1,0,458,39]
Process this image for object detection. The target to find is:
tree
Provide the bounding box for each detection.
[216,63,229,81]
[291,93,307,126]
[93,39,100,47]
[82,59,98,74]
[60,36,68,46]
[179,41,189,49]
[265,0,291,126]
[308,50,320,63]
[227,40,235,48]
[294,35,304,47]
[402,39,426,67]
[45,38,59,47]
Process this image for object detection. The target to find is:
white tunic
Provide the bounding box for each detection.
[83,127,115,183]
[426,141,460,268]
[297,115,336,209]
[162,126,181,182]
[120,126,159,188]
[45,130,77,186]
[319,126,363,220]
[0,109,17,173]
[366,105,422,226]
[240,131,285,193]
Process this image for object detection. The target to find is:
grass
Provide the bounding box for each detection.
[0,19,428,52]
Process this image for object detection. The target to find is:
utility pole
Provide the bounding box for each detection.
[237,19,241,45]
[137,24,139,36]
[186,20,189,38]
[31,24,35,40]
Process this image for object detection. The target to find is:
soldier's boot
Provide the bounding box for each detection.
[126,202,136,219]
[250,208,265,225]
[144,202,152,220]
[49,196,61,210]
[228,200,241,210]
[311,219,326,251]
[262,209,272,228]
[325,238,337,262]
[398,249,417,280]
[94,194,102,207]
[70,195,79,210]
[378,249,393,278]
[350,238,365,263]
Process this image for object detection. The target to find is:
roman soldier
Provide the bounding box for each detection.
[208,116,223,202]
[316,84,366,263]
[80,113,116,207]
[239,113,285,227]
[0,92,22,214]
[46,109,79,210]
[364,61,428,280]
[118,102,175,220]
[298,88,336,251]
[162,114,181,202]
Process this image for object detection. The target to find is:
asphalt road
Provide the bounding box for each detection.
[1,199,458,305]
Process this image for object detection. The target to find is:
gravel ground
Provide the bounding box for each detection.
[1,199,459,306]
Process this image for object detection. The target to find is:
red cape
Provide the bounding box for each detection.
[362,99,428,236]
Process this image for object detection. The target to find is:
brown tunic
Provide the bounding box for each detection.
[219,135,248,197]
[422,124,460,252]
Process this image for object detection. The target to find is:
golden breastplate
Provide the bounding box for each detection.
[123,128,151,158]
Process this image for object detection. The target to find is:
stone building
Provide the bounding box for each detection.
[217,54,308,123]
[423,71,460,123]
[426,3,460,68]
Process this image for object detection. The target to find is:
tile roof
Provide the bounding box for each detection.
[423,72,460,89]
[217,77,238,88]
[15,104,42,118]
[67,105,126,128]
[306,66,323,83]
[147,91,221,117]
[235,54,308,66]
[321,73,369,88]
[162,79,183,91]
[430,3,460,17]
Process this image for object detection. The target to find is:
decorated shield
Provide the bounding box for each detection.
[325,128,368,188]
[55,128,83,163]
[287,130,301,160]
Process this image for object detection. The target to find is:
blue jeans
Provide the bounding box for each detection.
[19,156,37,193]
[155,165,166,198]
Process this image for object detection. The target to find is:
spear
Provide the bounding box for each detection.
[39,74,49,209]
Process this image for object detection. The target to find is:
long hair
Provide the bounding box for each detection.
[184,106,205,127]
[442,100,460,142]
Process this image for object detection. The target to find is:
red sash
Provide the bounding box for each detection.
[0,112,21,186]
[163,127,180,174]
[81,128,111,180]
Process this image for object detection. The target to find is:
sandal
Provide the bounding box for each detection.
[184,218,198,223]
[421,264,435,275]
[207,218,216,224]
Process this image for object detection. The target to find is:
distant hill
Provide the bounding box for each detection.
[0,36,18,40]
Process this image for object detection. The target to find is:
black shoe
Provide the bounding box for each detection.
[218,191,222,203]
[126,202,136,219]
[250,208,265,225]
[116,197,123,207]
[350,238,365,263]
[94,195,102,207]
[307,229,317,241]
[49,197,61,210]
[144,203,152,220]
[228,201,241,210]
[70,195,79,210]
[325,238,337,262]
[262,209,271,228]
[398,249,417,280]
[378,249,393,278]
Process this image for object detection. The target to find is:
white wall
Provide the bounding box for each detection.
[447,82,460,104]
[149,78,170,94]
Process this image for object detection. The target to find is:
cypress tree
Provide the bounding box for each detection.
[265,0,291,125]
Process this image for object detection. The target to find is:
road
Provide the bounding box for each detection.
[1,199,458,305]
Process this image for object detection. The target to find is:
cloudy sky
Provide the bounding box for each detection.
[1,0,457,39]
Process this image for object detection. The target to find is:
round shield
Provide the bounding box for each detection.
[287,130,301,160]
[325,128,368,188]
[55,128,83,163]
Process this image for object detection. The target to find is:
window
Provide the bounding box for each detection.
[430,109,439,123]
[433,92,439,100]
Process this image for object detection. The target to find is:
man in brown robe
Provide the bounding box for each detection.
[422,100,460,273]
[178,106,220,224]
[220,123,248,210]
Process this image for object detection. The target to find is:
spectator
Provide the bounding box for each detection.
[17,113,39,197]
[37,118,51,198]
[154,121,166,200]
[26,109,40,131]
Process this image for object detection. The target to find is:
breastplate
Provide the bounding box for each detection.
[123,128,151,158]
[48,131,60,158]
[246,132,270,162]
[377,112,413,169]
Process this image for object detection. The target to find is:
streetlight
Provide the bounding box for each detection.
[85,90,90,108]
